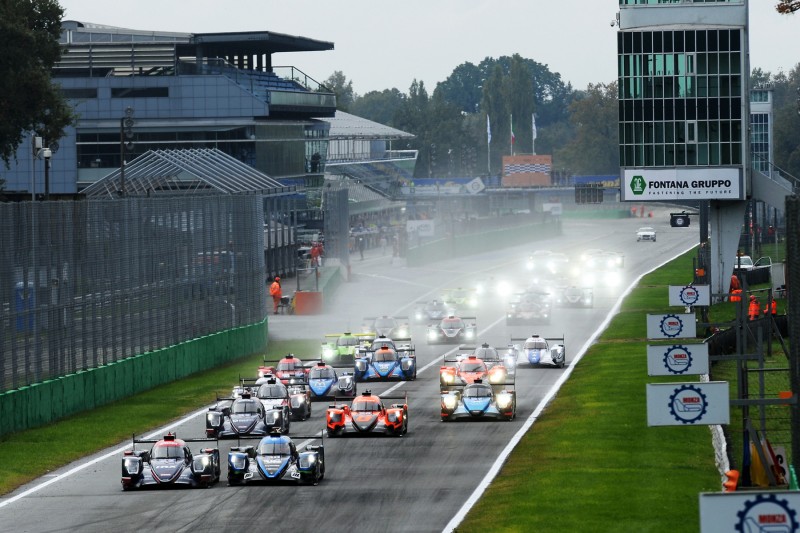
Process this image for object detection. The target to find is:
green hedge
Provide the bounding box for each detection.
[0,319,268,437]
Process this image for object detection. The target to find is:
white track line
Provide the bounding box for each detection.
[442,244,696,532]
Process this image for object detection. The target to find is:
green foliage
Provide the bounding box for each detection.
[0,0,74,166]
[323,70,355,111]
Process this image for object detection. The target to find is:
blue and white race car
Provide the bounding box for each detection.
[440,380,516,422]
[354,343,417,381]
[511,334,566,368]
[227,431,325,485]
[305,361,357,399]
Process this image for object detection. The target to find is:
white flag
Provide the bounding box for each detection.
[487,115,492,144]
[532,113,537,141]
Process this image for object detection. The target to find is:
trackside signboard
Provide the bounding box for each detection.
[668,284,711,307]
[622,168,743,201]
[646,381,729,426]
[699,491,800,532]
[646,313,697,339]
[647,344,709,376]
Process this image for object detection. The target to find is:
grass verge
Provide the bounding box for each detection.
[0,339,316,496]
[457,251,722,533]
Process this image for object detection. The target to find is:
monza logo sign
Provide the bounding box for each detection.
[647,381,728,426]
[647,343,708,376]
[669,285,710,307]
[646,313,697,339]
[699,491,800,533]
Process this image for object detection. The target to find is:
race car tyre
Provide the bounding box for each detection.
[228,475,243,486]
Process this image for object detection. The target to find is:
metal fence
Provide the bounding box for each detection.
[0,195,267,392]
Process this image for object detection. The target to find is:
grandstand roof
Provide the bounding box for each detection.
[81,148,294,199]
[323,111,414,140]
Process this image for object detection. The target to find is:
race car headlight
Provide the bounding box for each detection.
[497,281,511,297]
[475,283,485,294]
[229,454,247,471]
[265,411,278,424]
[123,457,141,476]
[468,297,478,308]
[207,412,221,426]
[396,328,408,338]
[496,393,513,409]
[322,347,335,359]
[338,377,353,389]
[355,360,367,372]
[401,359,413,371]
[328,412,342,423]
[387,411,399,423]
[465,330,474,339]
[488,370,506,384]
[441,372,455,384]
[299,455,316,469]
[193,455,211,471]
[428,330,439,339]
[442,395,457,410]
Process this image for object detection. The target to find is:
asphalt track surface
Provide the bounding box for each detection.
[0,209,697,533]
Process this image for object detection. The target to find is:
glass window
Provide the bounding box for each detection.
[460,362,487,373]
[257,383,288,398]
[464,385,492,398]
[232,400,260,414]
[257,440,291,456]
[309,367,335,379]
[151,444,185,460]
[352,399,381,412]
[372,349,397,362]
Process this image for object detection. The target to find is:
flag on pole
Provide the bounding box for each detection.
[531,113,537,141]
[510,114,515,145]
[487,115,492,144]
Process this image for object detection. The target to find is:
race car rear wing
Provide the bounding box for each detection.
[131,434,219,448]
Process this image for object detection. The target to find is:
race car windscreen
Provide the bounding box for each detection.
[460,362,486,372]
[257,441,292,456]
[309,367,335,379]
[464,385,492,398]
[257,383,288,398]
[372,349,397,362]
[338,336,358,347]
[442,318,464,328]
[474,348,498,360]
[151,443,184,459]
[232,400,261,414]
[352,399,381,412]
[524,340,547,350]
[278,360,302,371]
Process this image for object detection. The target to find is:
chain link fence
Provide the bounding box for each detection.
[0,195,267,392]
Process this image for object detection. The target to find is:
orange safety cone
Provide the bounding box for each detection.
[723,469,739,492]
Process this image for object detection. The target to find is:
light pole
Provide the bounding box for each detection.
[43,147,52,200]
[120,106,135,196]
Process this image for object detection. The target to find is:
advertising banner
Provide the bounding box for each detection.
[700,491,800,532]
[646,313,697,339]
[668,284,711,307]
[622,168,743,201]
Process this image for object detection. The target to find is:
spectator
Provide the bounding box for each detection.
[310,243,320,267]
[269,277,282,315]
[729,274,741,293]
[764,299,777,316]
[310,152,321,172]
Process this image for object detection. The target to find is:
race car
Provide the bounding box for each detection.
[580,249,624,288]
[511,334,566,368]
[259,354,310,384]
[305,361,357,400]
[244,376,310,421]
[227,431,325,486]
[426,315,477,345]
[321,332,373,366]
[361,316,410,340]
[354,343,417,381]
[121,433,220,490]
[326,390,408,437]
[441,287,478,310]
[412,299,454,323]
[552,285,593,308]
[473,276,514,298]
[440,380,516,422]
[359,334,414,355]
[506,289,552,325]
[439,345,512,391]
[206,392,287,438]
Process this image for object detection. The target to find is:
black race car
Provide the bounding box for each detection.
[206,392,288,438]
[506,289,552,325]
[426,315,477,345]
[121,433,220,490]
[413,299,454,323]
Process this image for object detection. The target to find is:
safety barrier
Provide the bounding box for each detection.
[0,318,268,437]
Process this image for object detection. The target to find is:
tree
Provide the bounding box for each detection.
[556,82,620,176]
[776,1,800,13]
[0,0,74,167]
[349,88,406,126]
[505,54,536,156]
[323,71,355,111]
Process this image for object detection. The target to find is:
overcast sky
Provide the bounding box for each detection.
[60,0,798,95]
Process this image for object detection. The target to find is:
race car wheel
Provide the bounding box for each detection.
[228,475,243,486]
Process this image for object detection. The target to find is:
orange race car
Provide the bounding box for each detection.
[326,390,408,437]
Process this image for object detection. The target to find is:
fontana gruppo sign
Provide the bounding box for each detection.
[622,168,743,201]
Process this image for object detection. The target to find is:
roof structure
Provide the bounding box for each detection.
[323,111,415,140]
[81,148,294,199]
